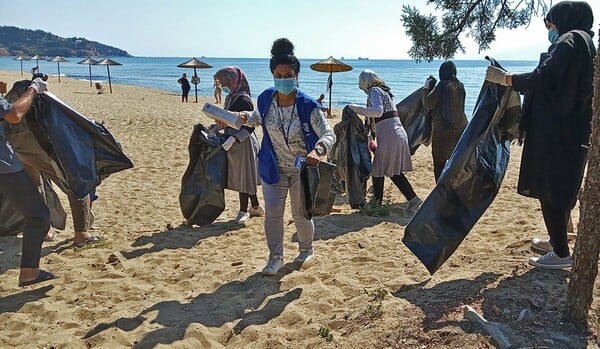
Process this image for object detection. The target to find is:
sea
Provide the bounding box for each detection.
[0,56,537,115]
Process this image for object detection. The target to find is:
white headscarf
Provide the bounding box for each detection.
[358,69,385,91]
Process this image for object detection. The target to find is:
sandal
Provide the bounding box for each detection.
[73,235,103,247]
[19,269,57,287]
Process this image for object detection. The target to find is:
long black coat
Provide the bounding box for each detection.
[512,29,596,210]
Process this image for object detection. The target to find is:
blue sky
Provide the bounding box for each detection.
[3,0,599,59]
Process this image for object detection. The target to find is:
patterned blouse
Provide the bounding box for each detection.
[245,96,335,173]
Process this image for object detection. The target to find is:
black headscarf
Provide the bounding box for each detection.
[545,1,594,37]
[437,61,464,127]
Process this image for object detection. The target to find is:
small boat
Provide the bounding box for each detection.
[358,57,369,60]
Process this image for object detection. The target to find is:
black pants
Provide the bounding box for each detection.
[0,170,50,268]
[239,192,259,212]
[540,200,570,258]
[372,174,416,203]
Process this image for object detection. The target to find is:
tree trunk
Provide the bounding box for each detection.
[566,50,600,325]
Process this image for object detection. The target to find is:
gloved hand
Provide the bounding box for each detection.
[485,66,509,86]
[424,75,437,90]
[29,77,48,94]
[221,136,236,151]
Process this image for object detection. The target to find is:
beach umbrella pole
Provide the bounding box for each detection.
[107,66,113,93]
[328,72,333,118]
[88,65,92,86]
[20,61,23,76]
[194,67,198,103]
[58,62,61,82]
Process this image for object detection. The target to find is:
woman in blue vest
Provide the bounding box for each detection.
[349,70,422,212]
[238,38,336,276]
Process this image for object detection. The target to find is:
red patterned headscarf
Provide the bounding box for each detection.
[214,66,251,110]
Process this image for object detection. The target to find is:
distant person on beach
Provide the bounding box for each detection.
[234,38,336,276]
[349,70,422,211]
[0,77,56,287]
[316,93,331,118]
[485,1,595,270]
[177,73,191,102]
[317,94,325,104]
[213,77,222,104]
[421,60,468,182]
[212,66,264,224]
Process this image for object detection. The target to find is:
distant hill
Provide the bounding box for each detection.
[0,26,132,57]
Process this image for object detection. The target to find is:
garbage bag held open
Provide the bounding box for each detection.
[403,58,521,275]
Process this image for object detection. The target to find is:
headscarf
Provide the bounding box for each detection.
[436,61,464,127]
[358,69,393,98]
[545,1,594,37]
[214,66,251,110]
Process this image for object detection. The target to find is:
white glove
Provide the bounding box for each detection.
[221,136,236,151]
[485,66,509,86]
[29,77,48,94]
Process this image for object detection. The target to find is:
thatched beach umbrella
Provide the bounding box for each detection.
[96,58,122,93]
[310,56,353,117]
[48,56,69,82]
[13,55,30,76]
[30,54,46,67]
[77,57,98,87]
[177,57,212,103]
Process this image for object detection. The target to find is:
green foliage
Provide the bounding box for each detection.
[401,0,550,61]
[360,198,391,217]
[0,26,131,57]
[318,326,333,342]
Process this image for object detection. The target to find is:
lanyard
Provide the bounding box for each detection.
[276,100,296,147]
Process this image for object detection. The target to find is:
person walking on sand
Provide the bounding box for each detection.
[421,61,468,182]
[348,70,422,211]
[213,77,222,104]
[485,1,595,270]
[213,66,264,224]
[233,38,336,276]
[0,77,57,287]
[177,73,191,102]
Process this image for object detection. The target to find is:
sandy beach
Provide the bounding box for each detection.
[0,71,598,348]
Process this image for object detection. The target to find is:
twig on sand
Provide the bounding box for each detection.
[463,305,512,349]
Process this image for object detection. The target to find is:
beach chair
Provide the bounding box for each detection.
[95,83,104,94]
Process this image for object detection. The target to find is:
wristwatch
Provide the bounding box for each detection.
[314,144,325,156]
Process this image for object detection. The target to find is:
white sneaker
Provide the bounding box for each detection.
[531,238,552,254]
[407,196,423,212]
[234,211,250,224]
[262,256,284,276]
[294,249,314,263]
[528,251,572,270]
[248,206,265,217]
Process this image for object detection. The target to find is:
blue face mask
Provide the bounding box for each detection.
[274,77,297,95]
[548,28,559,44]
[222,86,231,94]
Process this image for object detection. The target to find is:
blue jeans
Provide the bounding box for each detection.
[262,172,314,258]
[0,170,50,268]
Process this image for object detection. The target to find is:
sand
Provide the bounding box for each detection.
[0,71,598,348]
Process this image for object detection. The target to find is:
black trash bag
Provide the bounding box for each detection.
[403,58,521,275]
[5,80,134,198]
[396,88,431,155]
[331,106,372,209]
[299,160,337,220]
[0,176,67,236]
[180,124,228,226]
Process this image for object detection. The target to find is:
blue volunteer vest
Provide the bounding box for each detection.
[257,87,320,184]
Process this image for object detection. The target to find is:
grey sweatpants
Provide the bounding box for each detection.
[262,172,314,258]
